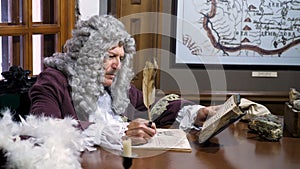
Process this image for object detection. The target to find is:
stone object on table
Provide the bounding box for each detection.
[248,114,283,141]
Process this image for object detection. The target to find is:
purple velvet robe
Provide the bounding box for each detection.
[29,67,196,129]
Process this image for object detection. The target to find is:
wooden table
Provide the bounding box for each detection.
[81,121,300,169]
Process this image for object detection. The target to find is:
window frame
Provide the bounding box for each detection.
[0,0,76,75]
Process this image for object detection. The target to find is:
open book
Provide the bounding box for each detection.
[198,94,246,144]
[132,128,191,152]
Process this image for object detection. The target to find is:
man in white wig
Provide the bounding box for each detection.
[28,14,214,150]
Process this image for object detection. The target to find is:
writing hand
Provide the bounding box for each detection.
[125,118,157,145]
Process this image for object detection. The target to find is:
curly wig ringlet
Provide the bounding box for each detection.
[44,15,136,120]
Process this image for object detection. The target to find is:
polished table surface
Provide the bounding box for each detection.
[81,121,300,169]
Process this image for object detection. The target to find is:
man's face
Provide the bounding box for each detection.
[103,45,125,87]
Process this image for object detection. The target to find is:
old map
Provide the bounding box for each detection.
[175,0,300,65]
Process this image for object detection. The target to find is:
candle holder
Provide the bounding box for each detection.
[121,136,138,169]
[123,156,132,169]
[120,151,138,169]
[122,155,138,169]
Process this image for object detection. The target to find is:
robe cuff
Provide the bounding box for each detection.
[176,105,204,131]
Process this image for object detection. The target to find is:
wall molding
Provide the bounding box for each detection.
[161,91,288,102]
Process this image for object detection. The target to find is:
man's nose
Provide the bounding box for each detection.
[111,57,121,69]
[112,47,124,69]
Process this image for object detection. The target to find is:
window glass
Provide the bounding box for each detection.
[32,34,42,75]
[32,0,57,24]
[0,0,23,24]
[32,0,42,22]
[0,35,23,79]
[32,34,57,75]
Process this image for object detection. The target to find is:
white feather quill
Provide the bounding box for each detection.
[142,58,158,121]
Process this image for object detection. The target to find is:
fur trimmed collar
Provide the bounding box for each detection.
[0,109,85,169]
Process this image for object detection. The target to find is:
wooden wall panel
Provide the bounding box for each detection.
[116,0,161,90]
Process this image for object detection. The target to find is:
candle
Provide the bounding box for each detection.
[122,137,132,157]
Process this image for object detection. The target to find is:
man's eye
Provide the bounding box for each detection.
[108,55,125,61]
[120,56,125,61]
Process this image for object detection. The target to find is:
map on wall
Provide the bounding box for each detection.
[175,0,300,66]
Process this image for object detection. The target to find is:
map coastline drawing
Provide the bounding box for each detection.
[175,0,300,66]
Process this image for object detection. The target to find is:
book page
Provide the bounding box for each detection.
[132,129,191,152]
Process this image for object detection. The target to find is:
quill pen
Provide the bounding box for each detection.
[142,59,158,121]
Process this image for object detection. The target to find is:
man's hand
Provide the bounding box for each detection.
[125,118,157,145]
[194,105,221,128]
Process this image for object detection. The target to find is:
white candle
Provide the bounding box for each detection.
[122,137,132,157]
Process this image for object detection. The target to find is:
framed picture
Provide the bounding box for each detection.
[171,0,300,69]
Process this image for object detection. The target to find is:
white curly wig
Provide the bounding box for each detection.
[43,15,136,120]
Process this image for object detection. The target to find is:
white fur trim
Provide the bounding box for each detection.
[0,109,85,169]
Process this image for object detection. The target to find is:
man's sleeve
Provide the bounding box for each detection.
[29,69,67,118]
[128,85,197,127]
